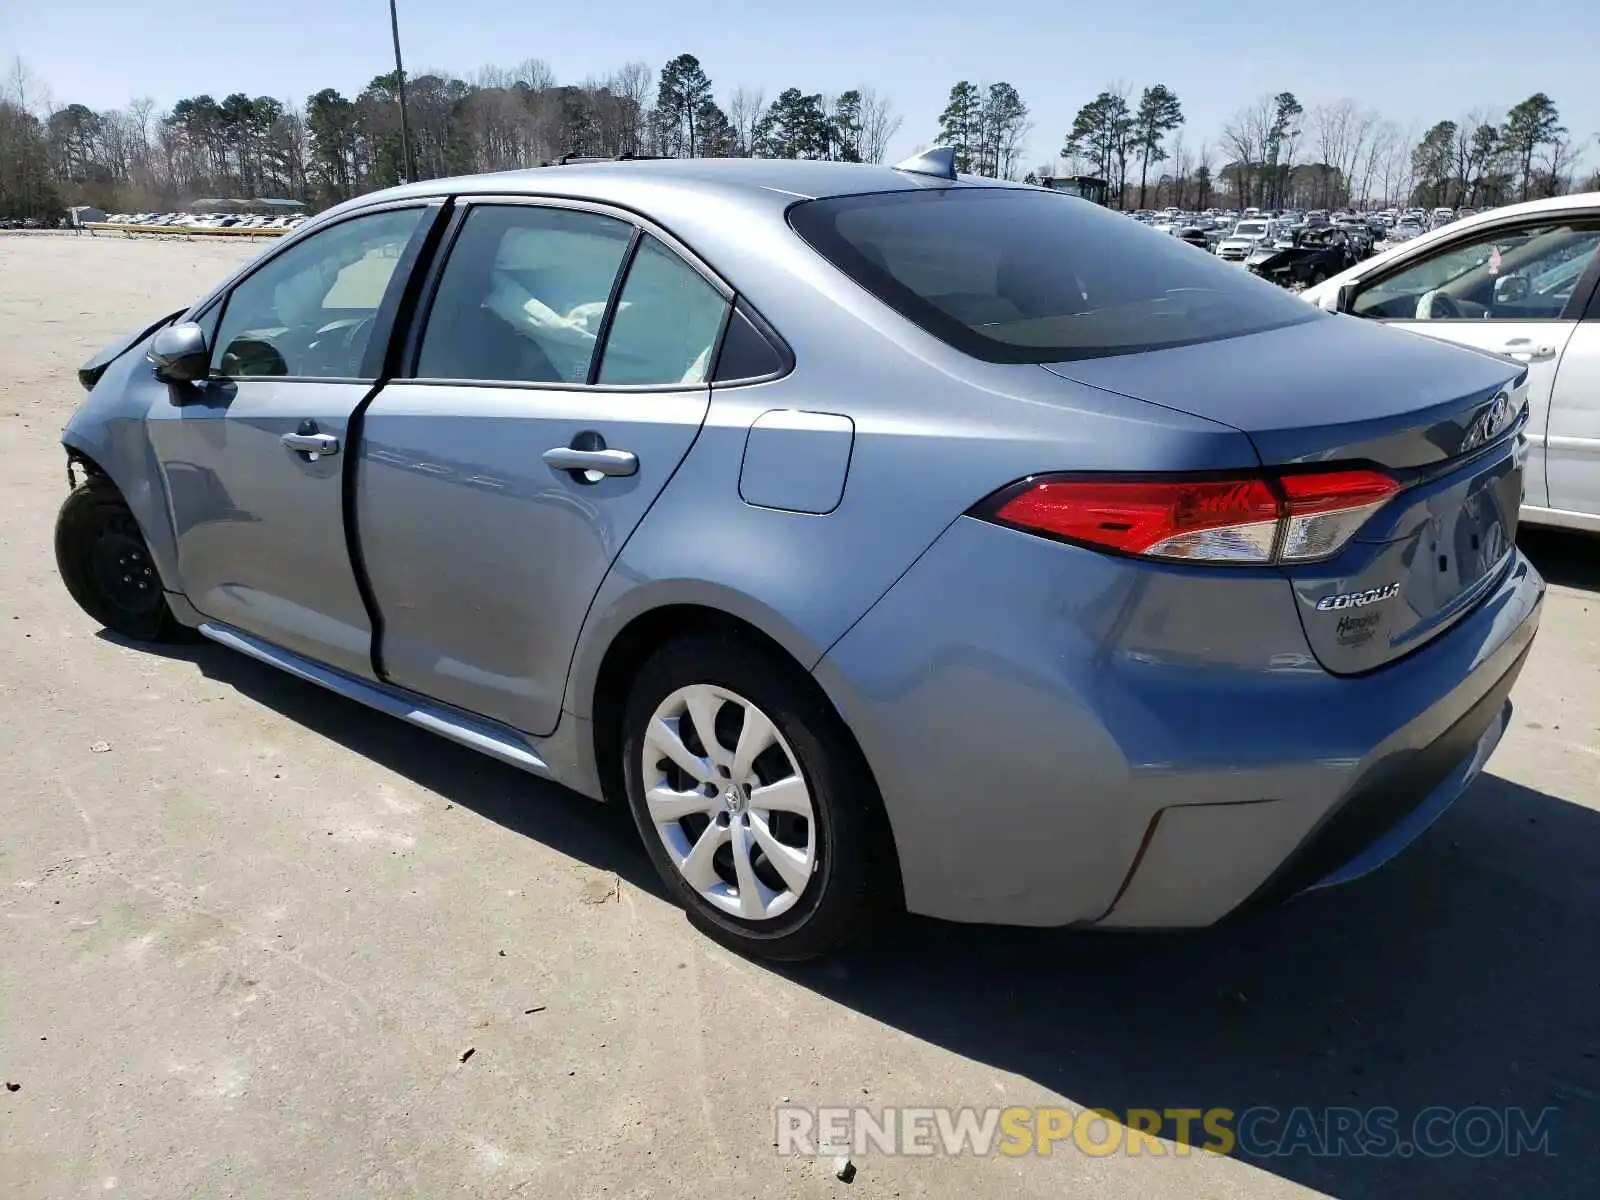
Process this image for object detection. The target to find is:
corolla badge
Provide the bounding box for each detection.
[1315,582,1401,611]
[1461,392,1515,454]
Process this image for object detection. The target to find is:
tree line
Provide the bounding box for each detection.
[0,53,901,218]
[1056,84,1593,212]
[1,50,1594,220]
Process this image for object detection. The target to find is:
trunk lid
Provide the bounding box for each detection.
[1042,316,1529,673]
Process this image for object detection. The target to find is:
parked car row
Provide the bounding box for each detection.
[100,211,309,231]
[1136,203,1495,248]
[1139,210,1379,284]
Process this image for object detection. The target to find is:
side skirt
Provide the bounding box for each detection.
[197,621,551,777]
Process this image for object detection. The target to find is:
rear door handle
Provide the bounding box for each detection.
[281,432,340,456]
[1501,339,1556,361]
[542,445,638,478]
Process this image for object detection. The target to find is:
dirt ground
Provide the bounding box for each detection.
[2,232,1598,1200]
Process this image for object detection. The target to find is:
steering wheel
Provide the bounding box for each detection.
[337,314,376,371]
[1414,289,1463,320]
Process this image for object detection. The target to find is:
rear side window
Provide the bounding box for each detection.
[417,205,634,384]
[597,237,729,386]
[788,189,1321,363]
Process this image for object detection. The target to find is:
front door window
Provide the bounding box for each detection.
[211,207,425,379]
[1352,223,1600,322]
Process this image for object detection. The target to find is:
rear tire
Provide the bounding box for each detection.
[620,633,899,961]
[55,477,188,642]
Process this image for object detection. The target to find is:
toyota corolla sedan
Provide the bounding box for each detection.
[57,153,1543,960]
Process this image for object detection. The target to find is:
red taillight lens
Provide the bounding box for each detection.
[1276,469,1401,562]
[994,477,1282,562]
[983,469,1399,565]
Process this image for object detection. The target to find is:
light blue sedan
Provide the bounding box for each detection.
[57,153,1543,958]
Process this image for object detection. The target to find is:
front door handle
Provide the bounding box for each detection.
[1501,339,1556,361]
[543,433,638,480]
[281,432,340,456]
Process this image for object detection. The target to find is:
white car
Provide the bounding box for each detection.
[1215,218,1275,262]
[1303,192,1600,533]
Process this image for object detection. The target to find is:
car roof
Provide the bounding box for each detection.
[199,158,1041,348]
[354,157,1021,217]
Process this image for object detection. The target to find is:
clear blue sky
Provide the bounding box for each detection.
[8,0,1598,173]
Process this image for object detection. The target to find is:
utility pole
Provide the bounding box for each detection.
[388,0,416,183]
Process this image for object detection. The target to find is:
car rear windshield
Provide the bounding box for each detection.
[787,188,1321,363]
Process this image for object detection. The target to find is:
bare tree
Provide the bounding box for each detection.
[1311,100,1349,206]
[1355,120,1399,208]
[728,87,766,157]
[1194,141,1214,208]
[1378,120,1417,207]
[1540,133,1583,196]
[1221,95,1274,208]
[512,58,556,92]
[1170,132,1193,208]
[1311,99,1380,207]
[610,61,653,155]
[1346,108,1379,205]
[4,56,52,115]
[858,89,901,164]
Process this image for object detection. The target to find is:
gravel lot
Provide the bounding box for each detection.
[2,232,1597,1200]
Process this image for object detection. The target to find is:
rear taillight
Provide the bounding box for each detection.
[1274,470,1398,561]
[979,468,1399,565]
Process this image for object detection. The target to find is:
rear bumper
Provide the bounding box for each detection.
[1253,645,1522,902]
[814,519,1545,927]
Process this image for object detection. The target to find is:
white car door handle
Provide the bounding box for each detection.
[1502,339,1556,361]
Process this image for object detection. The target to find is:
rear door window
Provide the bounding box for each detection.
[416,205,635,385]
[788,188,1320,363]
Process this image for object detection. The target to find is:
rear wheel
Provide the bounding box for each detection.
[620,634,898,960]
[55,477,187,642]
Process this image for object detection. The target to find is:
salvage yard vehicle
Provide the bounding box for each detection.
[1332,215,1378,259]
[1389,215,1425,243]
[1305,191,1600,535]
[57,151,1543,960]
[1247,226,1361,287]
[1215,217,1277,262]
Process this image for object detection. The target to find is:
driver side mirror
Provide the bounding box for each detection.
[148,322,211,383]
[1493,274,1530,306]
[1334,283,1358,314]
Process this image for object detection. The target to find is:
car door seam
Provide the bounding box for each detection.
[343,198,456,681]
